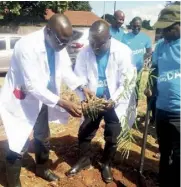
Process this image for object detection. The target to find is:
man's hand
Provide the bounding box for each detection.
[144,88,152,97]
[104,99,115,110]
[82,87,95,100]
[58,100,82,118]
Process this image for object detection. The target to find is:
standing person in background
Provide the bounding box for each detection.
[110,10,127,42]
[145,4,180,187]
[122,17,152,105]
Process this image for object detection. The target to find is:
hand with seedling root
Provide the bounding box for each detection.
[82,87,95,100]
[144,88,152,97]
[104,99,116,110]
[59,100,82,118]
[81,96,114,121]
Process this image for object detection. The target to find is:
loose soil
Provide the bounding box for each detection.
[0,99,159,187]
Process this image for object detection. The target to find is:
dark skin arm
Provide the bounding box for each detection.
[57,99,82,118]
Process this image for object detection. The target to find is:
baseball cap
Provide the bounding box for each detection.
[153,4,180,29]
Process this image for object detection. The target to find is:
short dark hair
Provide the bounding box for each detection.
[131,17,142,24]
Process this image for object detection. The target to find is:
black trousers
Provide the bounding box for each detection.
[78,109,121,148]
[156,109,180,187]
[147,96,156,123]
[6,104,50,164]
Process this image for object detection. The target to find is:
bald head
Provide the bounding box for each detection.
[47,14,72,38]
[113,10,125,28]
[114,10,125,18]
[90,20,110,39]
[45,14,73,51]
[89,20,111,55]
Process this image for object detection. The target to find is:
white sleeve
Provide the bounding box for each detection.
[14,43,59,108]
[74,49,89,101]
[60,49,83,90]
[111,48,137,105]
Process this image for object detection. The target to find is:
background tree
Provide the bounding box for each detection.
[0,1,92,21]
[67,1,92,12]
[142,20,153,30]
[165,1,180,7]
[101,14,115,25]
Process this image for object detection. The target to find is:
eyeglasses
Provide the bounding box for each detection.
[49,28,70,47]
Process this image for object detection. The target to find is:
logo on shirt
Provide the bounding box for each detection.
[98,79,108,87]
[132,48,144,55]
[158,70,181,83]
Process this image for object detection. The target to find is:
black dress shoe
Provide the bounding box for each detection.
[101,164,113,183]
[36,165,60,182]
[66,156,91,177]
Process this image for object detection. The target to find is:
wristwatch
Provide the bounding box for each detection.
[78,85,87,91]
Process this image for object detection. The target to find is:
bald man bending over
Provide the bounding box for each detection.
[0,14,85,186]
[110,10,127,42]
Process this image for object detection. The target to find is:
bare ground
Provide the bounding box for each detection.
[0,99,159,187]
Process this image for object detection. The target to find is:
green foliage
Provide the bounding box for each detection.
[117,62,157,159]
[0,1,91,23]
[142,20,154,30]
[165,1,180,7]
[101,14,115,25]
[68,1,92,11]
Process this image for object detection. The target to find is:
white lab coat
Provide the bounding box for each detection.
[0,28,82,154]
[74,38,137,128]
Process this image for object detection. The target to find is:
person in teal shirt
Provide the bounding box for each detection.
[122,17,152,105]
[145,4,180,187]
[110,10,126,42]
[122,17,152,72]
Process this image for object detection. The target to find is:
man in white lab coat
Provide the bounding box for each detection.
[0,14,85,186]
[66,20,137,183]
